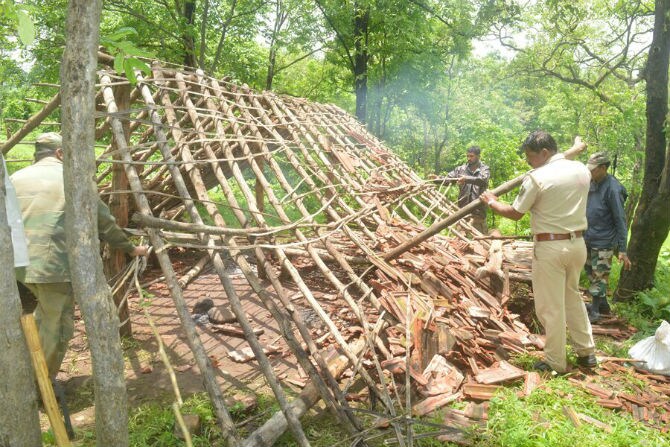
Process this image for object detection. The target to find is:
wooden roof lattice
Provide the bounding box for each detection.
[3,58,539,446]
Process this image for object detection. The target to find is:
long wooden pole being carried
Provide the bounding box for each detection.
[383,140,587,261]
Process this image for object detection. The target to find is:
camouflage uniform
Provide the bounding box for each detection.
[12,153,135,377]
[584,248,613,314]
[446,161,490,233]
[584,152,628,322]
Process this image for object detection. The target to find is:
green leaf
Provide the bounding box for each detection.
[113,40,154,58]
[16,9,34,46]
[106,27,139,41]
[125,58,152,77]
[125,66,138,85]
[125,59,153,86]
[114,52,125,75]
[124,58,152,85]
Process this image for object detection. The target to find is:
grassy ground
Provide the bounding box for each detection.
[19,140,670,445]
[38,236,670,446]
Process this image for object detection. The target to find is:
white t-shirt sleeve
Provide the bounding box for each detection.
[3,156,29,267]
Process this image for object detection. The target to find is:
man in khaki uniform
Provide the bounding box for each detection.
[12,132,148,378]
[481,130,596,373]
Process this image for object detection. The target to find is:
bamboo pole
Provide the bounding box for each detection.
[383,141,588,261]
[199,78,370,434]
[108,83,133,337]
[156,70,312,446]
[100,74,240,446]
[20,314,71,447]
[241,338,366,447]
[2,93,61,155]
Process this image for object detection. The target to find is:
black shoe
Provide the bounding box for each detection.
[586,304,601,323]
[576,354,597,368]
[533,361,554,372]
[599,301,611,315]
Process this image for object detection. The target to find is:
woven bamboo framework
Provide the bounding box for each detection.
[4,59,537,445]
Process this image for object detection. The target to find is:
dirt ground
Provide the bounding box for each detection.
[46,251,652,439]
[54,252,318,431]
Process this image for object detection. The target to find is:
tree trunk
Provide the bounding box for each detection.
[198,0,210,69]
[210,0,237,73]
[183,0,197,67]
[266,46,277,90]
[106,84,132,337]
[61,1,129,445]
[624,139,643,225]
[353,2,369,124]
[0,164,42,447]
[615,0,670,300]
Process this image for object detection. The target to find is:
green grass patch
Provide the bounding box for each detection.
[477,379,670,447]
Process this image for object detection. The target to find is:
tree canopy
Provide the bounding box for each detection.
[1,0,667,298]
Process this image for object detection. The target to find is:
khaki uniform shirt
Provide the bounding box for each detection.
[2,155,29,267]
[512,153,590,234]
[11,156,135,283]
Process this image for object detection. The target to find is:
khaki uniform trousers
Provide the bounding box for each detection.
[532,238,594,372]
[22,282,75,378]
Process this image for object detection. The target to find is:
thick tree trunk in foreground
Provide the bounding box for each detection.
[61,1,129,445]
[615,0,670,300]
[0,167,42,447]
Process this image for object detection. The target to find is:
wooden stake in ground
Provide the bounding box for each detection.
[20,314,71,447]
[383,139,588,261]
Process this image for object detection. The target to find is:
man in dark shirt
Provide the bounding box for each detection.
[445,146,491,233]
[584,152,631,323]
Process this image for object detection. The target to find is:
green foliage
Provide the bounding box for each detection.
[127,396,223,447]
[1,0,35,45]
[99,27,153,84]
[591,236,670,365]
[616,236,670,326]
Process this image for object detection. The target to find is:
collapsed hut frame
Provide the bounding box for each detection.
[3,57,541,446]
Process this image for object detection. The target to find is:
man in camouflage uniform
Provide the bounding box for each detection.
[445,146,491,233]
[11,133,148,378]
[584,152,631,323]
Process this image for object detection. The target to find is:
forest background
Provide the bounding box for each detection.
[1,0,669,318]
[3,0,670,445]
